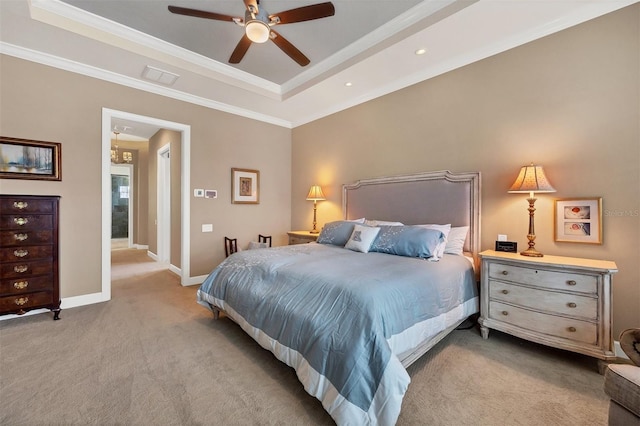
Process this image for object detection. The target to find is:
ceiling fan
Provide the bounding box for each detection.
[168,0,336,66]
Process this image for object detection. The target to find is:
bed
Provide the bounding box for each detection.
[197,170,481,425]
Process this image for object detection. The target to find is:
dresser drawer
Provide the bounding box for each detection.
[0,230,54,246]
[0,214,53,231]
[0,291,53,312]
[489,301,597,345]
[489,280,598,320]
[488,262,597,294]
[0,275,53,295]
[0,259,53,279]
[0,246,53,263]
[0,197,55,214]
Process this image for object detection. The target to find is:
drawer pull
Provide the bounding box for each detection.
[567,302,577,308]
[13,281,29,290]
[501,289,509,294]
[568,326,577,333]
[14,217,29,226]
[566,280,577,286]
[501,311,509,316]
[501,270,509,276]
[14,265,28,273]
[13,201,28,210]
[14,233,28,241]
[13,249,29,258]
[14,297,29,306]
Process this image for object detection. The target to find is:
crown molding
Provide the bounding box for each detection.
[0,42,292,128]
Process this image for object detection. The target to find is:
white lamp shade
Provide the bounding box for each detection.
[306,185,326,201]
[508,164,556,194]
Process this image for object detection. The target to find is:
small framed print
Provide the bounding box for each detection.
[554,198,602,244]
[0,136,61,181]
[231,168,259,204]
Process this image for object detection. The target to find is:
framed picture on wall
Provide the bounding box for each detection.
[554,198,602,244]
[231,168,259,204]
[0,136,62,181]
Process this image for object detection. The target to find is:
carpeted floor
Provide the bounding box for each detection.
[0,249,610,425]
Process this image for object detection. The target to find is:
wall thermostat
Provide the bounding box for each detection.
[495,241,517,253]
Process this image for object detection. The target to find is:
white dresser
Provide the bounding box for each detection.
[478,250,618,361]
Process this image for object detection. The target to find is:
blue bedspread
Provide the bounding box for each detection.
[197,243,477,425]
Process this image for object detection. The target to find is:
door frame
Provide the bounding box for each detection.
[102,108,192,302]
[156,143,171,264]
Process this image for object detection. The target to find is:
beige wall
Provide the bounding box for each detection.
[291,5,640,336]
[0,55,292,297]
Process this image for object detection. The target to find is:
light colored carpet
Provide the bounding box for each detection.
[0,249,610,425]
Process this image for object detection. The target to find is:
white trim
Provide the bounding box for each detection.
[183,274,208,287]
[169,264,181,277]
[147,250,158,261]
[134,244,149,250]
[157,143,171,264]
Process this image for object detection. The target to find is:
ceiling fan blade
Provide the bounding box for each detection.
[229,35,252,64]
[271,2,335,25]
[270,30,310,66]
[168,5,238,22]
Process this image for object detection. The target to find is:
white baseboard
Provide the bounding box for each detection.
[134,244,149,250]
[183,274,208,286]
[147,250,158,261]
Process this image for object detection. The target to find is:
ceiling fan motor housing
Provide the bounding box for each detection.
[244,7,271,43]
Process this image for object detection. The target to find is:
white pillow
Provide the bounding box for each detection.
[444,226,469,256]
[345,224,381,253]
[364,219,404,227]
[417,224,451,259]
[346,218,366,223]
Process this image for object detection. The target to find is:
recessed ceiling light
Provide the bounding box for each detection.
[345,82,353,87]
[415,48,427,55]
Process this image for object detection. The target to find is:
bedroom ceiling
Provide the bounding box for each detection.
[0,0,636,132]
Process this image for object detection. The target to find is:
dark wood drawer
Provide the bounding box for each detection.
[0,246,53,262]
[0,259,53,279]
[0,214,53,231]
[0,229,54,246]
[0,198,55,214]
[0,291,53,313]
[0,275,52,295]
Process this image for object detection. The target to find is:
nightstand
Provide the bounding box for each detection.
[287,231,318,245]
[478,250,618,361]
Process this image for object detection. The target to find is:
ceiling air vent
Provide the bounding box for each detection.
[141,65,180,86]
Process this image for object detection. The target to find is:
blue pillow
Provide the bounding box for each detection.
[370,225,444,258]
[316,221,357,246]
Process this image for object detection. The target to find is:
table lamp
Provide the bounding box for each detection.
[306,185,326,234]
[508,164,556,257]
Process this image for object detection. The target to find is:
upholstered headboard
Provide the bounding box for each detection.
[343,170,481,259]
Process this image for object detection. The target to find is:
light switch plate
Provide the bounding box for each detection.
[205,190,217,199]
[194,189,204,198]
[202,224,213,232]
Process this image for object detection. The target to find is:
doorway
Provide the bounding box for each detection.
[111,164,134,250]
[101,108,192,304]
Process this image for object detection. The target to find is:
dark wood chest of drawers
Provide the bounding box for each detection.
[0,195,61,319]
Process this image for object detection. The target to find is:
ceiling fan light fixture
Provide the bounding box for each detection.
[245,20,270,43]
